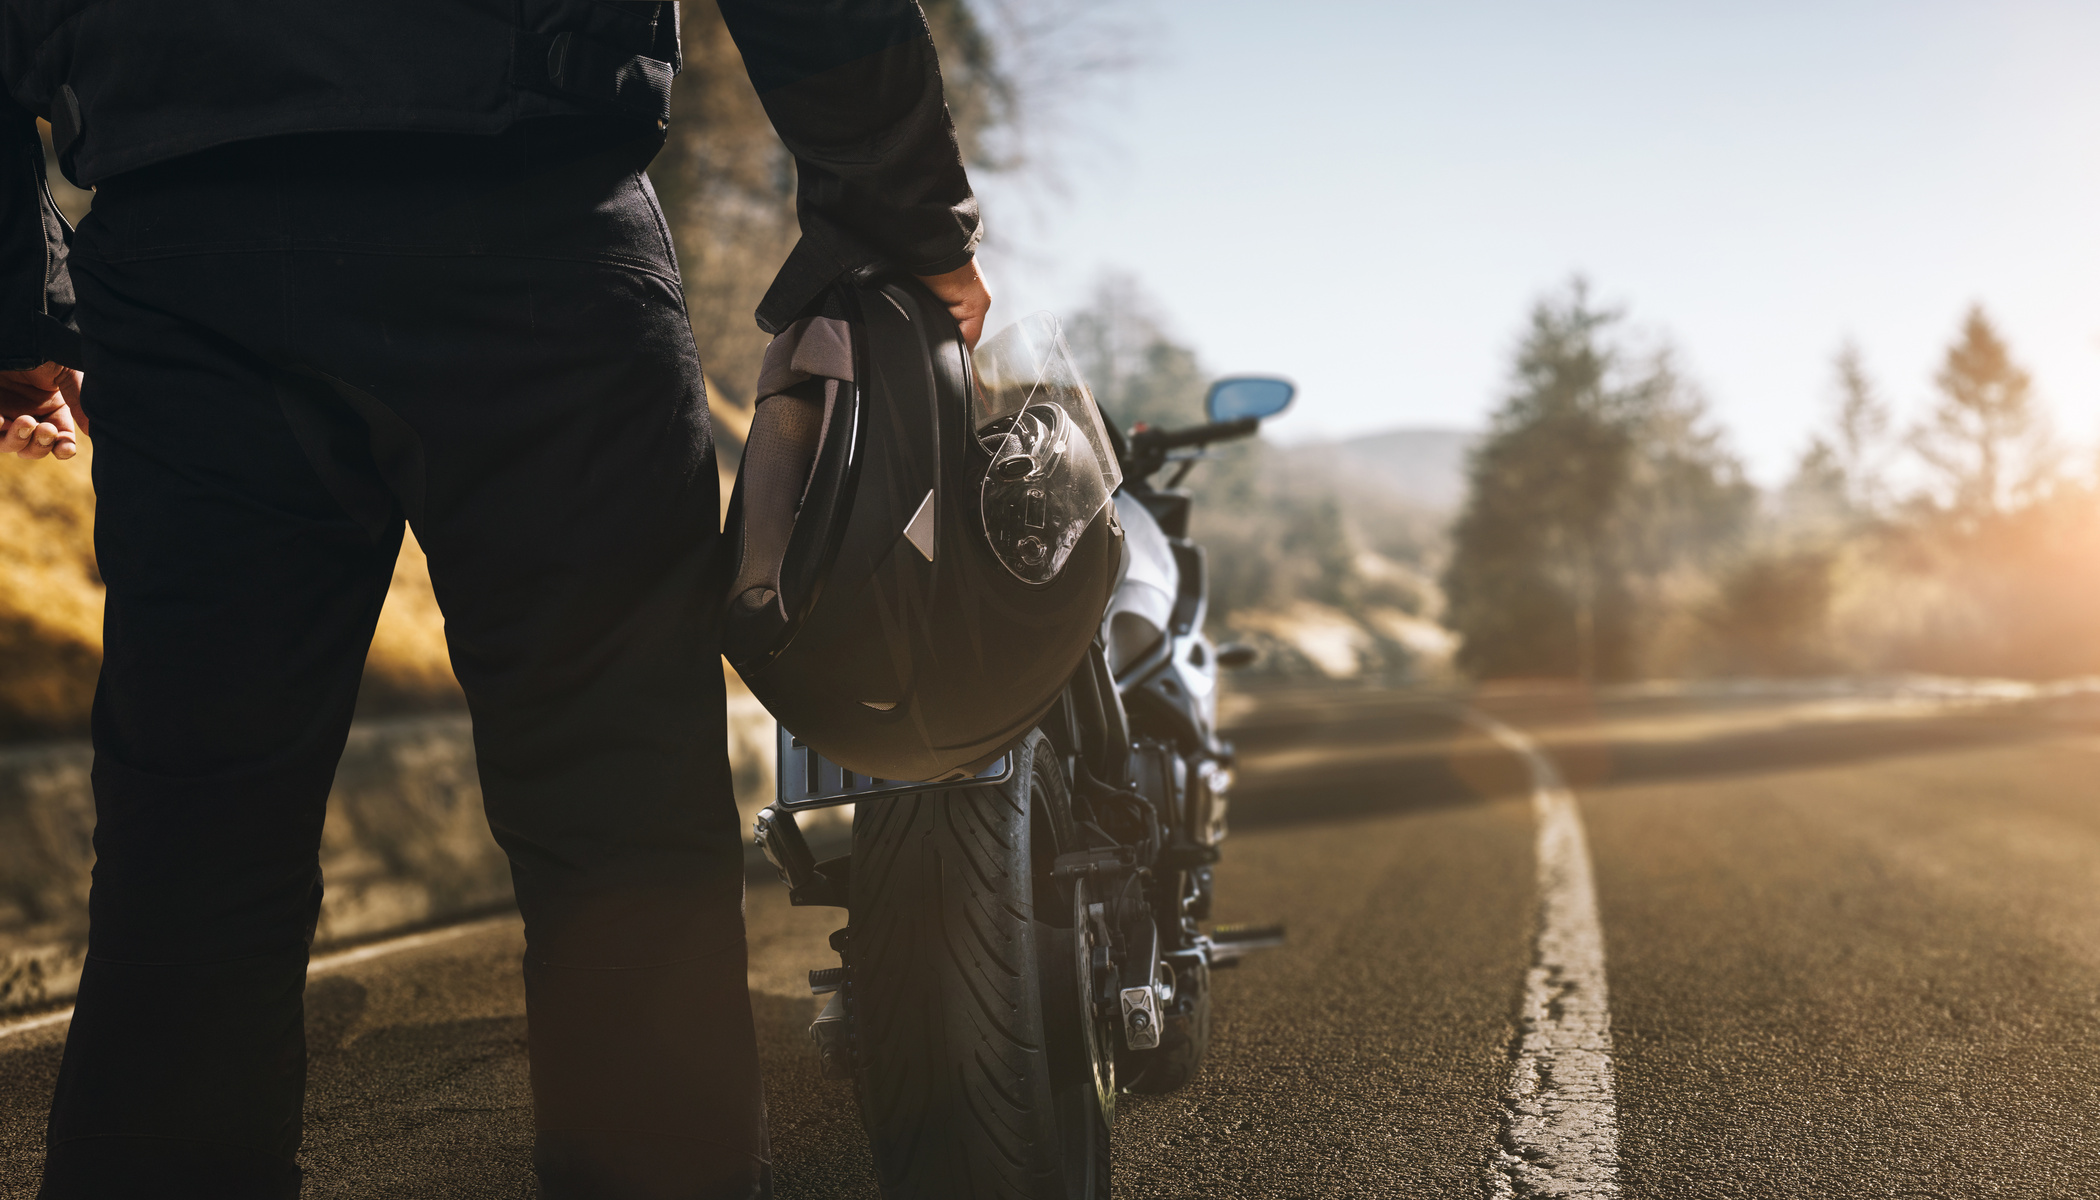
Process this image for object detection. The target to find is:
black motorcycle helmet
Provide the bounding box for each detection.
[722,271,1124,783]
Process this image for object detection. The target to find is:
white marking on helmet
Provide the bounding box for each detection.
[903,490,936,561]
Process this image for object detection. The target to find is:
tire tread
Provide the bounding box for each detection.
[851,734,1078,1199]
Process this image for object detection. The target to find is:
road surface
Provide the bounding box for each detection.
[5,682,2099,1197]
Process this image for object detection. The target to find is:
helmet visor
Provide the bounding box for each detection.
[972,313,1123,584]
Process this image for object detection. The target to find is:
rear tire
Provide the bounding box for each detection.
[849,730,1110,1199]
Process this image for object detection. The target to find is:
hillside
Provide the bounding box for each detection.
[1172,425,1477,685]
[1277,427,1476,513]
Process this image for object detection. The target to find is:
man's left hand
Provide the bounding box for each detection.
[0,362,87,461]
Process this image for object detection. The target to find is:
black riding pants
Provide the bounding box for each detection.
[38,121,766,1198]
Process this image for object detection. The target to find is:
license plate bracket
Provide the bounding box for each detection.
[773,726,1014,811]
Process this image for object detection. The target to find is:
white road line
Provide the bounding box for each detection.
[0,913,513,1044]
[0,1006,73,1042]
[1466,708,1622,1199]
[307,914,510,976]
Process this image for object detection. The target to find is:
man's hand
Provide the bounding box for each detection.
[916,260,992,352]
[0,362,86,461]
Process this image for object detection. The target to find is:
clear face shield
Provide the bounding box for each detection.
[971,313,1124,584]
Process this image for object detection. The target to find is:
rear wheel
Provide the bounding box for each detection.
[849,730,1110,1199]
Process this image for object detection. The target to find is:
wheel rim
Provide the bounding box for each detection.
[1072,879,1117,1128]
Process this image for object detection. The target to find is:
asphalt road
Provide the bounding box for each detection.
[5,682,2100,1197]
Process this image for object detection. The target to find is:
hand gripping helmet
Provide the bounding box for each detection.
[722,275,1125,783]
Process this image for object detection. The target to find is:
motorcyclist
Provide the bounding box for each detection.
[0,3,988,1197]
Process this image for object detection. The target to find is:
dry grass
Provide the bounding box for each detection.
[357,529,466,715]
[0,443,103,739]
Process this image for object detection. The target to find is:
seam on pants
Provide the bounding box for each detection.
[635,170,685,292]
[272,368,427,537]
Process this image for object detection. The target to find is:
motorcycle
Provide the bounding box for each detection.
[752,369,1295,1198]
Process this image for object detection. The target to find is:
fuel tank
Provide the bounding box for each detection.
[1101,491,1177,677]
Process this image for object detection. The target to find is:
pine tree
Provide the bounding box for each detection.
[1781,341,1893,536]
[1444,283,1631,681]
[1911,306,2057,519]
[1831,340,1893,512]
[1443,281,1749,681]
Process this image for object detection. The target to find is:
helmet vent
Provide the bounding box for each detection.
[902,489,936,561]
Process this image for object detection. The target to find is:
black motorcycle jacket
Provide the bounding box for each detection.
[0,0,981,371]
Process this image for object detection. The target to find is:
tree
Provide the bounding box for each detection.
[1830,340,1894,512]
[1780,439,1850,537]
[1698,550,1835,676]
[1911,306,2057,519]
[1781,341,1894,537]
[1445,284,1628,681]
[650,1,1017,408]
[1064,273,1206,431]
[1063,275,1386,628]
[1443,280,1750,682]
[1610,347,1753,575]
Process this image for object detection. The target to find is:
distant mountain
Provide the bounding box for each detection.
[1280,427,1478,513]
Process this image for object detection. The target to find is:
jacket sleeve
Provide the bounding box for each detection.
[717,0,980,279]
[0,95,80,371]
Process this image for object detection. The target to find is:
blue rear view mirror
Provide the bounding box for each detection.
[1205,376,1295,423]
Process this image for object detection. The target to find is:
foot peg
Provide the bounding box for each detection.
[808,991,851,1079]
[807,932,852,1080]
[1205,923,1286,968]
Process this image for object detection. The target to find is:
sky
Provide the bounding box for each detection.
[974,0,2100,485]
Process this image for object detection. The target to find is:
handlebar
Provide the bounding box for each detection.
[1126,417,1260,459]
